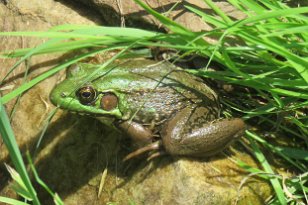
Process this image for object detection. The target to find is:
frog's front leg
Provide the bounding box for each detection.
[116,121,163,161]
[161,107,245,157]
[116,121,153,146]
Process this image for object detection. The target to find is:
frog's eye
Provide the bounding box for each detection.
[100,93,118,111]
[76,86,97,105]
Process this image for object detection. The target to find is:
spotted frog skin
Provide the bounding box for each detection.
[50,59,245,160]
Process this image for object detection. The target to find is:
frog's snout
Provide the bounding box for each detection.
[50,86,69,107]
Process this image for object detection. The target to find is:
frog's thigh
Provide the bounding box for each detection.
[161,107,245,157]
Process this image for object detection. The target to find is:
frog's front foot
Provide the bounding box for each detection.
[116,120,166,161]
[122,140,165,161]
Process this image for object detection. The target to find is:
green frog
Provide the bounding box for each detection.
[50,59,245,160]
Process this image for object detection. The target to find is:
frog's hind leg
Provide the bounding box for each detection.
[123,141,163,161]
[161,107,245,157]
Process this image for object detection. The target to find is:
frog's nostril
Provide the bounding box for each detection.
[60,92,67,98]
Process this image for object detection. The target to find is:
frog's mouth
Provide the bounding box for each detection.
[50,88,122,118]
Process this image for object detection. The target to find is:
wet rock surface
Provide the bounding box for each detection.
[0,0,275,204]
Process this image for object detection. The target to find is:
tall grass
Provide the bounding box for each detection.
[0,101,40,204]
[0,0,307,204]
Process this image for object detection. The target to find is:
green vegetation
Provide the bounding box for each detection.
[0,0,307,204]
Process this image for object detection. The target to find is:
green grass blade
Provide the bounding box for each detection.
[27,152,64,205]
[203,0,233,23]
[232,0,266,14]
[0,101,40,205]
[184,5,226,28]
[0,26,161,59]
[247,131,287,205]
[5,164,33,200]
[0,31,118,40]
[192,70,308,99]
[0,27,159,43]
[53,194,64,205]
[133,0,191,36]
[236,160,264,176]
[1,45,125,104]
[232,7,308,28]
[249,135,287,205]
[248,132,306,171]
[0,197,30,205]
[49,24,159,37]
[278,147,308,161]
[1,39,61,83]
[261,25,308,37]
[1,39,125,58]
[11,184,33,201]
[235,32,308,83]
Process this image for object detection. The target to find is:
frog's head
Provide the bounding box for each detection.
[50,63,123,119]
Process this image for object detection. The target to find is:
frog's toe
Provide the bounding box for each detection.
[146,150,167,161]
[123,141,162,161]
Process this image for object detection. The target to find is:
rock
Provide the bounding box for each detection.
[112,155,272,205]
[1,0,274,204]
[32,114,272,205]
[69,0,246,32]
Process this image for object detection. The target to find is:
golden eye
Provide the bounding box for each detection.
[76,86,97,105]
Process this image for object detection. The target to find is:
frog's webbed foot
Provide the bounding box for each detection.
[123,140,165,161]
[116,120,166,161]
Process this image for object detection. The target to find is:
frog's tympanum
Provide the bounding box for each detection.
[50,59,245,160]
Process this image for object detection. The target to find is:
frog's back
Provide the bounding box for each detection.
[102,59,218,101]
[98,59,220,123]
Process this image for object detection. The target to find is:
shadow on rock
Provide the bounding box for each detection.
[31,112,176,203]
